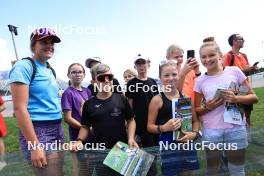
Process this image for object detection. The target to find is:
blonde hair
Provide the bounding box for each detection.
[123,69,137,77]
[199,37,223,56]
[159,60,178,77]
[166,44,184,59]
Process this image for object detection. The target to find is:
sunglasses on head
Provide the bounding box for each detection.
[30,28,57,41]
[159,60,177,66]
[96,74,114,82]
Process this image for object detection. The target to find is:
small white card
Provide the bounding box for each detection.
[223,106,243,125]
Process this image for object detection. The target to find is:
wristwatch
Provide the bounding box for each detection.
[192,131,201,140]
[157,125,162,133]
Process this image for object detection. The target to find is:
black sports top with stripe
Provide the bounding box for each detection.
[156,92,183,125]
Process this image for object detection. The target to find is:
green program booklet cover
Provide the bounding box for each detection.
[172,97,192,140]
[103,141,155,176]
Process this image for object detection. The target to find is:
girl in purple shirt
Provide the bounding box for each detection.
[61,63,92,141]
[61,63,91,176]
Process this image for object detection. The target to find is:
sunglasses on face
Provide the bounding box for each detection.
[30,28,57,41]
[96,74,114,82]
[235,37,244,41]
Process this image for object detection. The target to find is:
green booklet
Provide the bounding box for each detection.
[103,141,154,176]
[172,97,192,140]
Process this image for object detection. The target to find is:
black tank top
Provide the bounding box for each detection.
[156,92,183,125]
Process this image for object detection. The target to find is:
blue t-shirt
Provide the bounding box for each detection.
[9,59,62,121]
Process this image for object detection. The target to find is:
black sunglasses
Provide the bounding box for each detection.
[96,74,114,82]
[235,37,244,41]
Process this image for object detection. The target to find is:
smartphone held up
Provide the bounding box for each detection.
[187,50,195,63]
[187,50,195,59]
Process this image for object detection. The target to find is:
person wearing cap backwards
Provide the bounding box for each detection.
[9,28,65,175]
[125,54,159,147]
[85,57,122,96]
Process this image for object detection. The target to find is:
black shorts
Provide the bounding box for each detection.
[242,104,253,111]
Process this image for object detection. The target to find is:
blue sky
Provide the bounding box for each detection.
[1,0,264,84]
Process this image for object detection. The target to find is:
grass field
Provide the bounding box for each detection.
[1,87,264,175]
